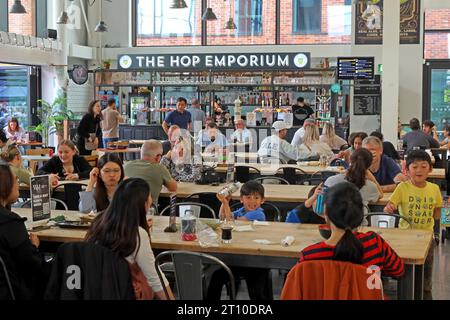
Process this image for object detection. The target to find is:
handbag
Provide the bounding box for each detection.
[129,262,155,300]
[84,136,98,151]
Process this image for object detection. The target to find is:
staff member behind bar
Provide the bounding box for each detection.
[292,97,314,126]
[186,98,205,132]
[101,98,124,149]
[162,97,192,134]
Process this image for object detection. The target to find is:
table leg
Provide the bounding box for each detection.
[414,264,424,300]
[397,264,414,300]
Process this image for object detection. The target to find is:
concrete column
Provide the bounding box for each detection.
[381,0,400,144]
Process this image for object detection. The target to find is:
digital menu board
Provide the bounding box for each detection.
[337,57,375,80]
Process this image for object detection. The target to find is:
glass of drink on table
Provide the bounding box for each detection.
[147,206,156,231]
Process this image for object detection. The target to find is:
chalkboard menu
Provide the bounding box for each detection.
[30,175,51,222]
[338,57,374,80]
[353,75,381,116]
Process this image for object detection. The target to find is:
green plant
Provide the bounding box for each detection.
[28,94,74,145]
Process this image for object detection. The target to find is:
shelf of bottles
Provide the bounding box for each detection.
[95,71,151,87]
[272,70,335,86]
[153,71,210,86]
[315,87,333,129]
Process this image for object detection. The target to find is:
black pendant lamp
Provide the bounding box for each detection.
[170,0,188,9]
[202,0,217,21]
[225,18,237,30]
[95,0,108,32]
[10,0,27,14]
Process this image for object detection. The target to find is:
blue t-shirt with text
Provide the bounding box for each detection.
[233,207,266,221]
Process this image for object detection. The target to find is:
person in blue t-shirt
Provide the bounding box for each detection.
[362,136,408,192]
[208,181,271,300]
[285,184,326,224]
[217,180,266,222]
[162,97,192,134]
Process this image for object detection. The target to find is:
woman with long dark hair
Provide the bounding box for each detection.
[297,182,404,276]
[0,163,46,299]
[76,100,102,155]
[3,117,26,142]
[79,153,124,213]
[325,148,382,212]
[85,178,174,300]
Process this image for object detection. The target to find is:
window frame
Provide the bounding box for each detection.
[292,0,323,35]
[0,0,45,37]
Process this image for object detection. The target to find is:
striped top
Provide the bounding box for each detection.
[299,231,405,278]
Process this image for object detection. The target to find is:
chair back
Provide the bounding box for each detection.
[230,201,281,222]
[277,167,306,185]
[25,148,52,173]
[52,182,88,211]
[155,250,235,300]
[365,213,412,229]
[0,255,15,300]
[252,176,289,185]
[159,202,217,219]
[235,165,261,183]
[185,192,221,216]
[82,155,99,168]
[281,260,384,300]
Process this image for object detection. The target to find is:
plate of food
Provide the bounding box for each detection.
[55,221,91,229]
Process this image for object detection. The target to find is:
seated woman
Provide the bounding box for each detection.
[0,164,47,299]
[85,178,175,300]
[324,148,383,213]
[3,117,26,143]
[285,184,326,224]
[297,181,404,278]
[440,124,450,147]
[299,124,334,157]
[36,140,91,186]
[319,122,348,151]
[0,145,32,185]
[79,153,124,213]
[161,125,201,182]
[337,131,368,164]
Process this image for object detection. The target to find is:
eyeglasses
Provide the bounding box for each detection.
[101,168,121,174]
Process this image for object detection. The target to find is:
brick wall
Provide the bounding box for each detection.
[8,0,35,36]
[136,0,350,46]
[424,9,450,59]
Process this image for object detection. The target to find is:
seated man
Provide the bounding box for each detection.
[362,136,408,192]
[230,119,253,145]
[197,122,228,153]
[402,118,439,152]
[258,121,316,164]
[124,139,177,205]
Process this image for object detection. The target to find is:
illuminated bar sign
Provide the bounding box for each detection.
[117,52,311,71]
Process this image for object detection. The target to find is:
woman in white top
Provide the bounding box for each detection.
[4,117,26,142]
[85,178,174,300]
[319,122,348,151]
[299,124,334,157]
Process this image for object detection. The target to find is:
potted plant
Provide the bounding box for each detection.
[102,59,111,69]
[29,94,73,146]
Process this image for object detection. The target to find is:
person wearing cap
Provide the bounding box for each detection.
[258,121,317,164]
[291,118,315,146]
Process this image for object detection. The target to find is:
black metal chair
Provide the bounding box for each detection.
[159,202,217,219]
[185,192,221,217]
[235,165,261,183]
[52,182,88,211]
[0,255,15,300]
[230,202,281,222]
[252,176,289,185]
[155,250,235,300]
[300,170,338,185]
[277,167,307,185]
[365,213,412,229]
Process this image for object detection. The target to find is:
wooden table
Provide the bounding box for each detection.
[159,182,391,206]
[15,209,432,300]
[97,147,141,162]
[17,141,43,147]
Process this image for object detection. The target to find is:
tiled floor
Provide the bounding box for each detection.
[230,237,450,300]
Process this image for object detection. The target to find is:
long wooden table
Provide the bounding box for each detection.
[159,182,391,206]
[16,209,431,300]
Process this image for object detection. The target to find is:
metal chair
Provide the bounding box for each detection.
[52,182,88,211]
[18,198,69,211]
[159,202,217,219]
[0,255,15,300]
[235,165,261,183]
[185,192,221,217]
[365,213,412,229]
[82,155,99,167]
[230,201,282,222]
[155,250,235,300]
[252,176,290,185]
[277,167,307,185]
[300,170,338,185]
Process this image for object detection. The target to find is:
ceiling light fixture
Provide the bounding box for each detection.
[170,0,188,9]
[202,0,217,21]
[95,0,108,32]
[10,0,27,14]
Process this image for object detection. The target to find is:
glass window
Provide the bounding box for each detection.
[206,0,276,46]
[280,0,351,44]
[135,0,202,46]
[8,0,36,36]
[424,9,450,59]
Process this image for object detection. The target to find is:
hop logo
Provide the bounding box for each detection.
[119,55,132,69]
[293,53,308,68]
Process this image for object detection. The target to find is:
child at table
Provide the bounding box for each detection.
[285,184,326,224]
[384,149,442,299]
[207,181,271,300]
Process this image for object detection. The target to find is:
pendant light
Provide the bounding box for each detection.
[170,0,188,9]
[10,0,27,14]
[225,1,236,30]
[95,0,108,32]
[202,0,217,21]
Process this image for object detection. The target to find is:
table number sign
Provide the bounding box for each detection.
[30,175,51,222]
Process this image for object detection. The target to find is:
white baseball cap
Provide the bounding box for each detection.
[272,121,291,132]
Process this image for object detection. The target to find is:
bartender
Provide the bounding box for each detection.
[292,97,314,126]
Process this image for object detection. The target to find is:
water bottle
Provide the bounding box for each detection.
[219,182,241,197]
[315,186,328,215]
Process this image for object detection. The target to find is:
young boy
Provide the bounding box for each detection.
[384,149,442,299]
[217,180,266,222]
[207,181,271,300]
[285,184,326,224]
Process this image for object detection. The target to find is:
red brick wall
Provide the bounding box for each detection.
[136,0,350,46]
[8,0,35,36]
[424,9,450,59]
